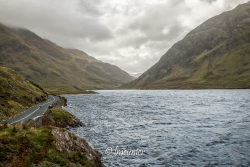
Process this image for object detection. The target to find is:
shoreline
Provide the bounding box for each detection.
[0,95,104,167]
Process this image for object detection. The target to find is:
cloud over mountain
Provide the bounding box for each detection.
[0,0,248,73]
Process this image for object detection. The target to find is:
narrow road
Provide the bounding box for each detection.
[6,95,60,124]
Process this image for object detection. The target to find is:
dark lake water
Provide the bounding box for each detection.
[63,90,250,167]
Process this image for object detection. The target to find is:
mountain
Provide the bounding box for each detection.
[0,24,133,93]
[0,66,47,121]
[124,2,250,89]
[130,72,143,78]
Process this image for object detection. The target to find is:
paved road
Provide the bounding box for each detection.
[5,95,59,124]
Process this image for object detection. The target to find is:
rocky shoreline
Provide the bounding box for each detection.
[0,95,104,167]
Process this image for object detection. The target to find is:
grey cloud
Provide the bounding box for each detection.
[0,0,248,74]
[0,0,113,42]
[201,0,217,3]
[128,2,189,42]
[77,0,104,17]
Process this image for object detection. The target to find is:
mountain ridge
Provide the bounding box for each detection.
[123,2,250,89]
[0,23,134,93]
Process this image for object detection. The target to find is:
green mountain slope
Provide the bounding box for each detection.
[124,2,250,89]
[0,66,47,121]
[0,24,133,93]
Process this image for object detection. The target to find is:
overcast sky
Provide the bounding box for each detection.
[0,0,248,74]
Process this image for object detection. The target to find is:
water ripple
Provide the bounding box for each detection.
[63,89,250,166]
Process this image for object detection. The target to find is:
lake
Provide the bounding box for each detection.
[63,90,250,166]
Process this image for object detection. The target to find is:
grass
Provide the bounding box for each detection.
[0,125,95,167]
[51,108,74,123]
[0,66,47,121]
[50,107,83,127]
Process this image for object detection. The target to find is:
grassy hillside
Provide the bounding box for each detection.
[0,66,47,122]
[0,125,102,167]
[0,66,103,166]
[0,24,133,93]
[124,2,250,89]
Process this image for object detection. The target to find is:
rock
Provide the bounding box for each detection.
[51,127,104,167]
[18,113,55,127]
[51,96,67,107]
